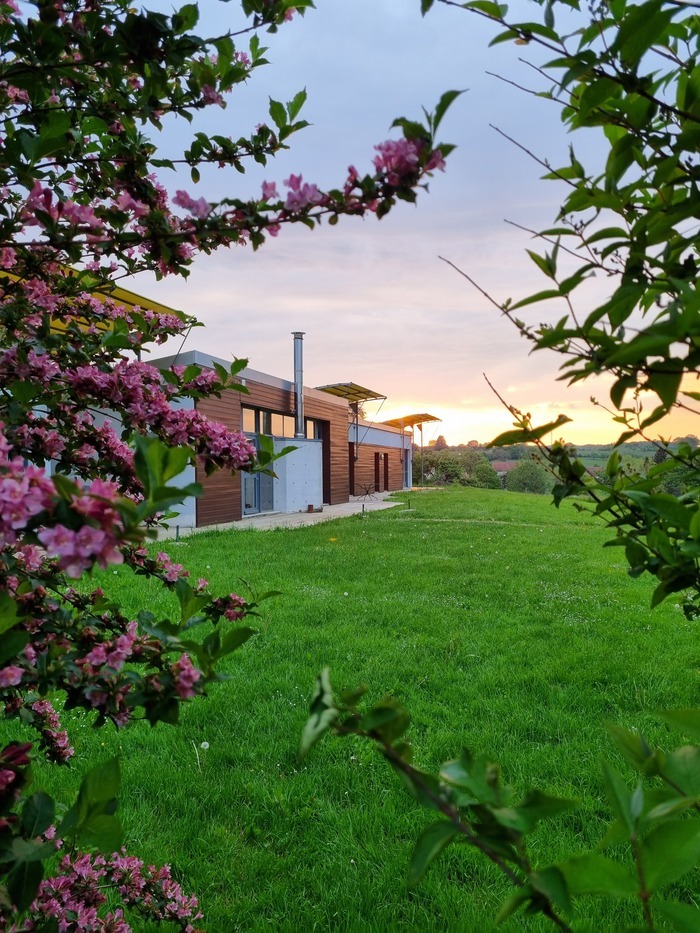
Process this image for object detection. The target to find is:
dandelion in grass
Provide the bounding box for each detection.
[193,740,209,771]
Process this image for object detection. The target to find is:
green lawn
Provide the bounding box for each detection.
[21,488,700,930]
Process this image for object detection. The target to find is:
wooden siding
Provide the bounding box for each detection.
[194,380,350,525]
[351,443,405,495]
[195,395,243,526]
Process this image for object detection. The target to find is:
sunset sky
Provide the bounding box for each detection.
[132,0,696,446]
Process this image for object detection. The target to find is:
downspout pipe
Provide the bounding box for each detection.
[292,331,305,438]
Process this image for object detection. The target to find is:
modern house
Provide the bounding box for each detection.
[150,334,414,529]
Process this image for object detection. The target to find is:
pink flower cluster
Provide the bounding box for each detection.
[171,654,202,699]
[0,429,55,545]
[62,359,255,473]
[373,138,447,187]
[211,592,247,622]
[11,849,202,932]
[38,478,125,578]
[24,179,104,234]
[156,551,188,583]
[80,620,139,674]
[31,699,74,764]
[283,173,324,211]
[173,190,211,219]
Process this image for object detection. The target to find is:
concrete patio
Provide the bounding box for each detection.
[157,491,403,538]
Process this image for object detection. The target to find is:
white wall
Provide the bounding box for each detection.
[273,438,323,512]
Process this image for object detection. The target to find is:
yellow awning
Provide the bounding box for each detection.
[382,413,441,430]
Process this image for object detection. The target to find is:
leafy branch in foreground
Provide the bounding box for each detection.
[304,670,700,932]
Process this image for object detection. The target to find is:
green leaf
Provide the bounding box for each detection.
[530,866,572,915]
[0,629,29,665]
[610,0,675,69]
[557,853,636,897]
[359,699,410,742]
[661,710,700,743]
[268,97,287,129]
[79,814,123,854]
[300,668,338,757]
[440,750,505,806]
[409,820,461,885]
[7,859,44,912]
[646,370,682,409]
[175,579,210,627]
[663,746,700,796]
[220,627,256,656]
[654,900,700,933]
[0,592,23,635]
[513,789,576,831]
[495,885,535,924]
[640,820,700,890]
[526,248,557,279]
[606,724,662,776]
[22,793,55,839]
[80,757,121,808]
[488,415,572,448]
[601,759,635,834]
[172,2,199,33]
[286,88,307,121]
[430,89,464,133]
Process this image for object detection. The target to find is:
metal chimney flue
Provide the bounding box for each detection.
[292,331,305,438]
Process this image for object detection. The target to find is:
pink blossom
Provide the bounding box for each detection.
[283,173,324,211]
[201,84,225,108]
[171,654,201,699]
[373,137,422,186]
[0,246,15,268]
[173,189,211,219]
[0,665,23,687]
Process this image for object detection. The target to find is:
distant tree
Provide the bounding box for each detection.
[455,447,484,473]
[467,439,481,448]
[483,443,529,461]
[432,434,448,450]
[416,449,465,485]
[505,459,552,495]
[465,460,501,489]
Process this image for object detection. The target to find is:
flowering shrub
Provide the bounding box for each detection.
[0,0,456,926]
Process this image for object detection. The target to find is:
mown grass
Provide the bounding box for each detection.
[20,488,700,930]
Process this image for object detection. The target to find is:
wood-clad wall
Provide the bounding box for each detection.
[351,443,405,495]
[195,394,244,526]
[194,380,350,526]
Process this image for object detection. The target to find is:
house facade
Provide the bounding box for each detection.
[150,348,412,528]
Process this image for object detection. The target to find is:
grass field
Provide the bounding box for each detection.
[22,487,700,930]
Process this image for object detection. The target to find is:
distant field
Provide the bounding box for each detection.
[19,487,700,931]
